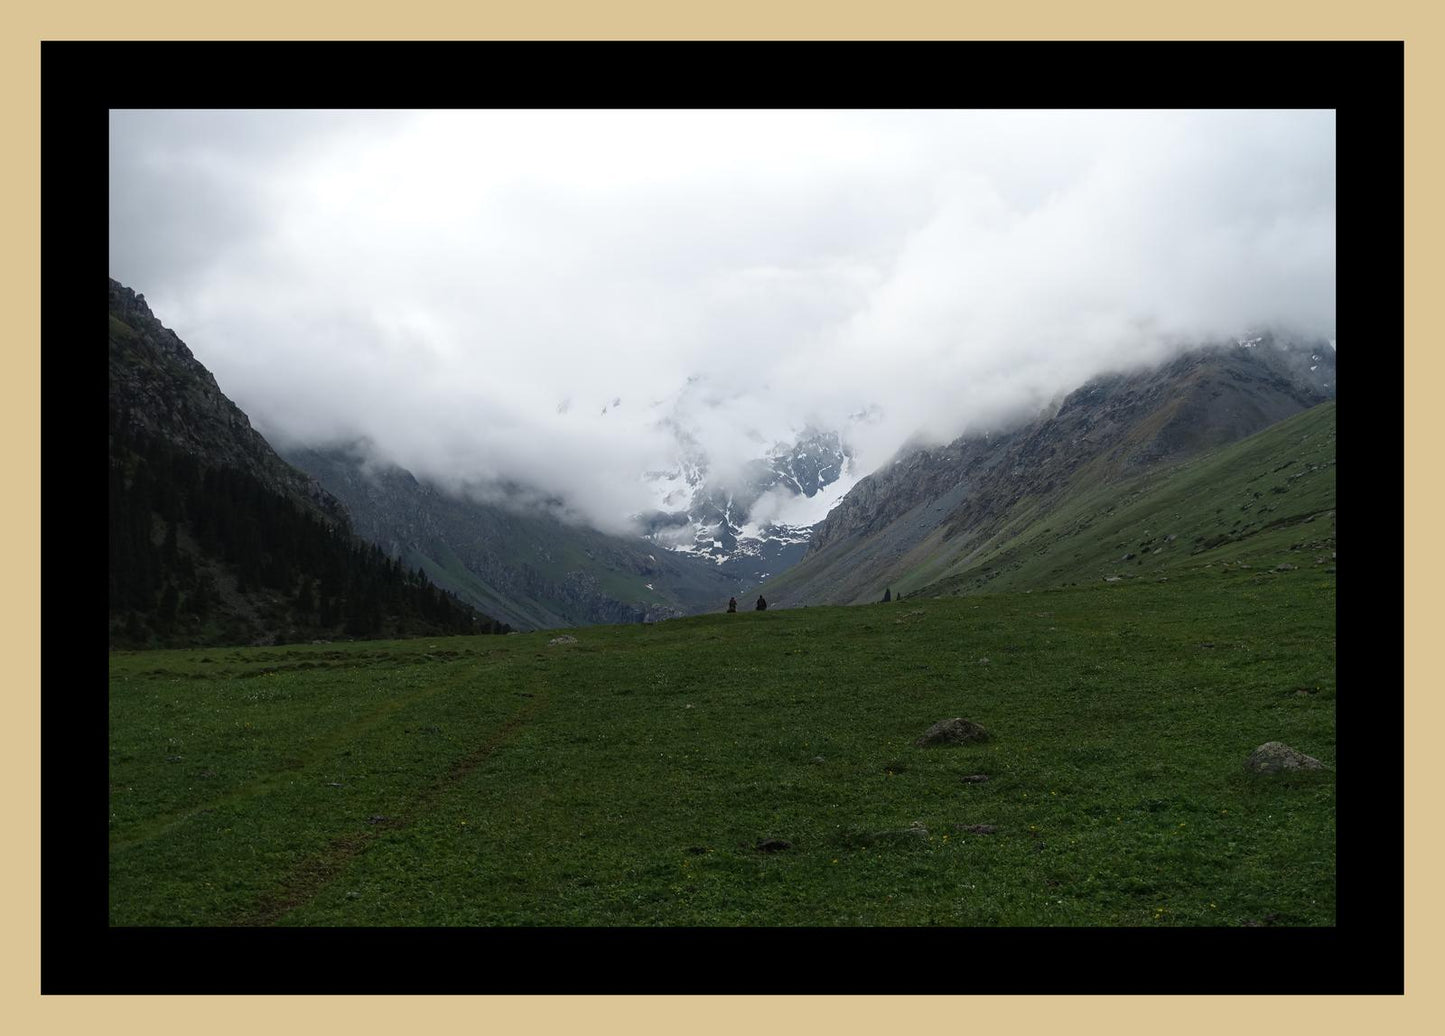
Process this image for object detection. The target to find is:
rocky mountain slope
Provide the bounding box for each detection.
[108,280,345,528]
[279,443,750,631]
[757,333,1335,606]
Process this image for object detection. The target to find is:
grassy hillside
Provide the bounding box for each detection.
[109,562,1334,927]
[923,400,1336,597]
[764,401,1335,606]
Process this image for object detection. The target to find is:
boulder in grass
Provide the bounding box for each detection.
[915,717,990,747]
[1244,741,1326,774]
[548,635,578,646]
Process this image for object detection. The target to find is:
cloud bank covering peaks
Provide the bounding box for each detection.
[109,109,1336,534]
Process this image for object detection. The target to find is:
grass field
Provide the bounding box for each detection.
[109,563,1335,927]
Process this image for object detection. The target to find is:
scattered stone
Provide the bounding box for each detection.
[1122,552,1135,561]
[327,781,343,787]
[916,717,990,747]
[165,755,182,763]
[1244,741,1327,774]
[366,815,390,825]
[810,756,826,765]
[956,824,997,835]
[1275,563,1296,572]
[548,635,578,646]
[1105,576,1122,583]
[755,838,792,852]
[959,774,990,783]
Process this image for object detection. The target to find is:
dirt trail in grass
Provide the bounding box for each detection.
[109,661,507,857]
[233,694,548,926]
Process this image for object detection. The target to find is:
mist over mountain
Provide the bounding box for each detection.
[109,110,1335,543]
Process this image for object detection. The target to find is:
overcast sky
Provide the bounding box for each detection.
[109,109,1336,534]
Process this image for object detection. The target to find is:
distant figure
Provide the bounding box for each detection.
[882,587,892,603]
[727,597,737,613]
[756,595,768,611]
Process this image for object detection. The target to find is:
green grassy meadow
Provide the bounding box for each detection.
[109,564,1335,927]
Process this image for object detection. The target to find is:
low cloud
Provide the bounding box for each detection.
[111,109,1335,532]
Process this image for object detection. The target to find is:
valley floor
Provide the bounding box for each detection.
[108,567,1336,929]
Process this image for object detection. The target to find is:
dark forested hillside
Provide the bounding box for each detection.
[108,279,510,648]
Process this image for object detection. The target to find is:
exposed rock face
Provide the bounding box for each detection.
[1245,742,1327,773]
[915,718,991,747]
[108,279,345,527]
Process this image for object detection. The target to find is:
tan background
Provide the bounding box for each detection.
[4,1,1429,1031]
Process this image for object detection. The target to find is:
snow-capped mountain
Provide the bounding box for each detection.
[636,424,862,584]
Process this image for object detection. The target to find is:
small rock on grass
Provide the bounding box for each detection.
[916,718,990,747]
[1244,741,1326,774]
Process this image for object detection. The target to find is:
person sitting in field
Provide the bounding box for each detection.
[756,595,767,611]
[727,597,737,613]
